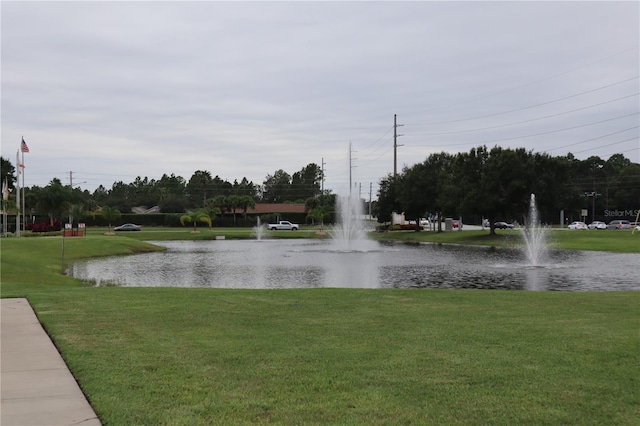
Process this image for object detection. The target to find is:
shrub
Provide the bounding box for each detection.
[25,219,62,233]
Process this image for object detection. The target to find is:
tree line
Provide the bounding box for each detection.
[0,159,326,227]
[376,146,639,231]
[2,148,638,231]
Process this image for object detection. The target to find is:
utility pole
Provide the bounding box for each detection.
[349,142,357,196]
[369,182,372,220]
[321,157,326,194]
[69,171,74,225]
[393,114,404,178]
[584,191,601,223]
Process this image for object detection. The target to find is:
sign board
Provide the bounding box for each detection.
[581,209,588,217]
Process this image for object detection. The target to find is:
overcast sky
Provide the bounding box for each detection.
[2,1,638,196]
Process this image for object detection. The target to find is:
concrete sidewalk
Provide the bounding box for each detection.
[1,298,101,425]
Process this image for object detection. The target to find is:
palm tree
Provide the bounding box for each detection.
[180,210,212,233]
[228,195,242,227]
[69,204,85,226]
[100,205,121,234]
[238,196,256,221]
[307,204,333,229]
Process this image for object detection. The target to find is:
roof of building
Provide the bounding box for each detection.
[246,203,306,214]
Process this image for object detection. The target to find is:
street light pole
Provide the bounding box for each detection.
[584,192,600,223]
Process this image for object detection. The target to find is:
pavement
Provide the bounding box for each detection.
[1,298,101,425]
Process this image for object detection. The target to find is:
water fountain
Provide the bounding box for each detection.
[252,217,265,241]
[329,193,375,252]
[521,193,548,267]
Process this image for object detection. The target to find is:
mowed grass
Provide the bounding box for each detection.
[1,236,639,425]
[88,226,328,241]
[370,228,640,252]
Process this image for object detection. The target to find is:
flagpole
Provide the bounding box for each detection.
[21,147,25,231]
[2,178,7,236]
[15,150,20,237]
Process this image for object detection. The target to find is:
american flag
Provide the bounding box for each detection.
[21,138,29,153]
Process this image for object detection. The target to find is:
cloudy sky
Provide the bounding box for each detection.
[2,1,638,196]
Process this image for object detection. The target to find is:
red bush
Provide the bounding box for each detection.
[25,220,62,232]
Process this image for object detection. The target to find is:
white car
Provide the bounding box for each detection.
[588,221,607,230]
[568,221,588,230]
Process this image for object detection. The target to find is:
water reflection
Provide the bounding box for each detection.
[68,239,639,291]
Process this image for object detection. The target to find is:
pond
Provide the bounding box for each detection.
[67,239,639,291]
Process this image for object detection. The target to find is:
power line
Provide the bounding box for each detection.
[548,126,639,152]
[406,93,639,137]
[570,136,639,155]
[406,76,638,127]
[404,112,639,147]
[403,46,639,118]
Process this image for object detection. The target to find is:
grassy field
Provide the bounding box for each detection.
[370,228,640,253]
[1,234,639,424]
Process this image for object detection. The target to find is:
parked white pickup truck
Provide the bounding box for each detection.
[267,221,299,231]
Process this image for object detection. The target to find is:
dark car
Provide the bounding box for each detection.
[494,221,514,229]
[114,223,141,231]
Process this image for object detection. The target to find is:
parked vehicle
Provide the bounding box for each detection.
[267,221,299,231]
[568,221,588,230]
[419,218,430,226]
[587,221,607,230]
[494,221,514,229]
[607,220,631,230]
[114,223,141,231]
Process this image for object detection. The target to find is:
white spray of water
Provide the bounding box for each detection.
[521,193,548,266]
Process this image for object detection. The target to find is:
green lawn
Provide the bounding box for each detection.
[369,228,640,252]
[88,226,328,241]
[1,235,639,425]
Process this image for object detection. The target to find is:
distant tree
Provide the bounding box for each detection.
[108,181,133,212]
[33,178,72,227]
[608,162,640,212]
[99,205,121,234]
[159,196,186,213]
[237,195,256,220]
[186,170,213,208]
[1,157,16,191]
[233,177,259,199]
[156,174,187,208]
[210,175,233,198]
[306,204,333,227]
[228,195,242,226]
[209,195,229,215]
[291,163,323,201]
[376,174,400,224]
[262,169,291,203]
[69,204,85,226]
[92,185,109,206]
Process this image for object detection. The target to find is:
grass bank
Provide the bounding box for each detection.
[370,228,640,253]
[1,237,638,424]
[87,226,328,241]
